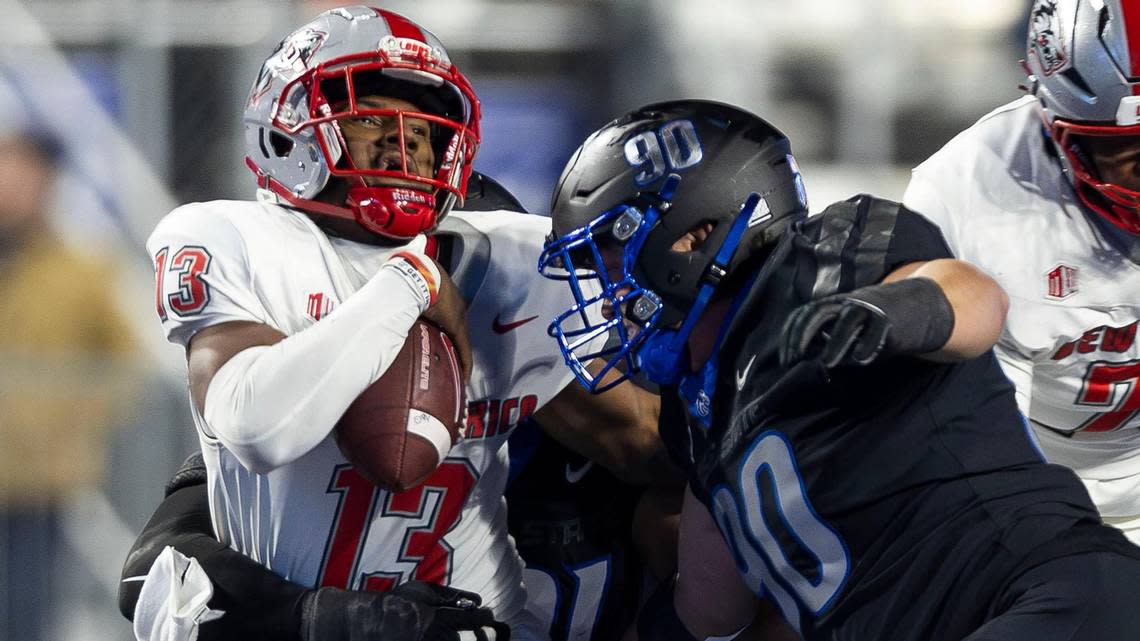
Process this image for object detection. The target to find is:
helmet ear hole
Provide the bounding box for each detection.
[269,131,295,158]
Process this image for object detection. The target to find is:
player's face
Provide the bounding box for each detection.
[337,95,436,191]
[1081,133,1140,192]
[595,241,638,330]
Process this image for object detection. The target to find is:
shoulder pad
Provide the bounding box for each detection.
[165,452,207,497]
[462,172,528,214]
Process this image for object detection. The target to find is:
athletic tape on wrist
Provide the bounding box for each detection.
[385,251,439,309]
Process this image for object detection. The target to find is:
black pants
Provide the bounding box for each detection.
[967,543,1140,641]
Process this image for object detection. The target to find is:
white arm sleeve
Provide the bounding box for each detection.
[202,252,441,473]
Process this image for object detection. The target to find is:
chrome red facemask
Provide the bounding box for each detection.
[249,50,480,240]
[1052,119,1140,236]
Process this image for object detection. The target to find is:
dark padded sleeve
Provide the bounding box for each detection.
[164,452,208,497]
[807,195,954,296]
[119,462,307,641]
[883,203,955,272]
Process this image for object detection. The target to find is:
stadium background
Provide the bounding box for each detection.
[0,0,1030,638]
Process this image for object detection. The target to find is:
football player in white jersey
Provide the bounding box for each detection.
[903,0,1140,544]
[135,7,667,641]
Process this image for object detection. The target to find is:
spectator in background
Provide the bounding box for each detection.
[0,126,138,641]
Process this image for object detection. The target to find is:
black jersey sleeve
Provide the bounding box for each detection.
[119,455,307,641]
[805,195,954,296]
[883,202,954,274]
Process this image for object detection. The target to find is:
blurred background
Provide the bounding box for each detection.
[0,0,1029,638]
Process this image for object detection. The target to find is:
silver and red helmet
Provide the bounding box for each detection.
[1027,0,1140,234]
[243,6,480,240]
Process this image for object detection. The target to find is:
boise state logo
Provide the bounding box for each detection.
[1030,0,1067,76]
[695,390,711,417]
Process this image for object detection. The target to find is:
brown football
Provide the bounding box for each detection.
[334,320,465,492]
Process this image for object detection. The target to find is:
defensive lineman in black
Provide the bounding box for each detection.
[538,100,1140,641]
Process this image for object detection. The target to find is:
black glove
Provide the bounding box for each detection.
[300,581,509,641]
[779,277,955,369]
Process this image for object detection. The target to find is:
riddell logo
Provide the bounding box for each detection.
[1046,264,1078,300]
[418,323,431,391]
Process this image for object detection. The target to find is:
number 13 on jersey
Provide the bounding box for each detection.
[154,245,213,320]
[710,431,850,632]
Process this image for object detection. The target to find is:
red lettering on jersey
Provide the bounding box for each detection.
[166,247,213,316]
[518,395,538,425]
[1103,322,1138,353]
[1076,360,1140,432]
[463,395,539,439]
[465,400,487,438]
[1078,328,1103,354]
[381,459,478,585]
[318,460,479,590]
[1053,322,1138,361]
[485,400,501,438]
[318,465,380,588]
[1053,340,1076,361]
[153,247,169,321]
[153,246,212,318]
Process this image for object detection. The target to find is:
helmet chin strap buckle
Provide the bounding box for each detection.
[346,185,437,239]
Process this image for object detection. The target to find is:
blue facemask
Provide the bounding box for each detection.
[538,175,762,394]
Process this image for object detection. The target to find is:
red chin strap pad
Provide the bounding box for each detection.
[347,186,439,240]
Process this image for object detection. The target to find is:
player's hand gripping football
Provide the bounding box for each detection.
[421,258,473,383]
[779,278,955,369]
[300,581,509,641]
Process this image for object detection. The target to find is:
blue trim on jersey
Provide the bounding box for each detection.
[506,417,542,487]
[747,430,852,616]
[524,565,563,639]
[710,430,852,620]
[565,555,613,641]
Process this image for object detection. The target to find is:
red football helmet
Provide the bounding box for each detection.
[243,6,481,240]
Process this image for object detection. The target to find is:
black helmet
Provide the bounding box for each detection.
[540,99,808,391]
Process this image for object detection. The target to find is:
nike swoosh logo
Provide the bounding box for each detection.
[736,354,757,391]
[492,314,539,334]
[565,460,594,484]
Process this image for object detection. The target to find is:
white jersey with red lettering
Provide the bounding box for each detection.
[903,96,1140,541]
[147,192,592,636]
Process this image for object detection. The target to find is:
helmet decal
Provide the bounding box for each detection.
[377,36,452,72]
[249,28,329,109]
[1030,0,1067,76]
[623,120,704,186]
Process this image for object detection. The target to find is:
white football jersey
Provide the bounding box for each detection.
[147,192,593,629]
[904,96,1140,529]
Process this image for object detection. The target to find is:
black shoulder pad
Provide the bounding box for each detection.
[462,172,528,214]
[165,452,207,497]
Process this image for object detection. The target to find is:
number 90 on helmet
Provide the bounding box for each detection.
[538,100,808,392]
[243,5,480,240]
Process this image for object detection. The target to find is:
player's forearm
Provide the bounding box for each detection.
[120,482,307,641]
[904,259,1008,361]
[202,254,438,473]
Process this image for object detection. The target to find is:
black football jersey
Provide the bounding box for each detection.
[506,420,645,641]
[662,195,1100,640]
